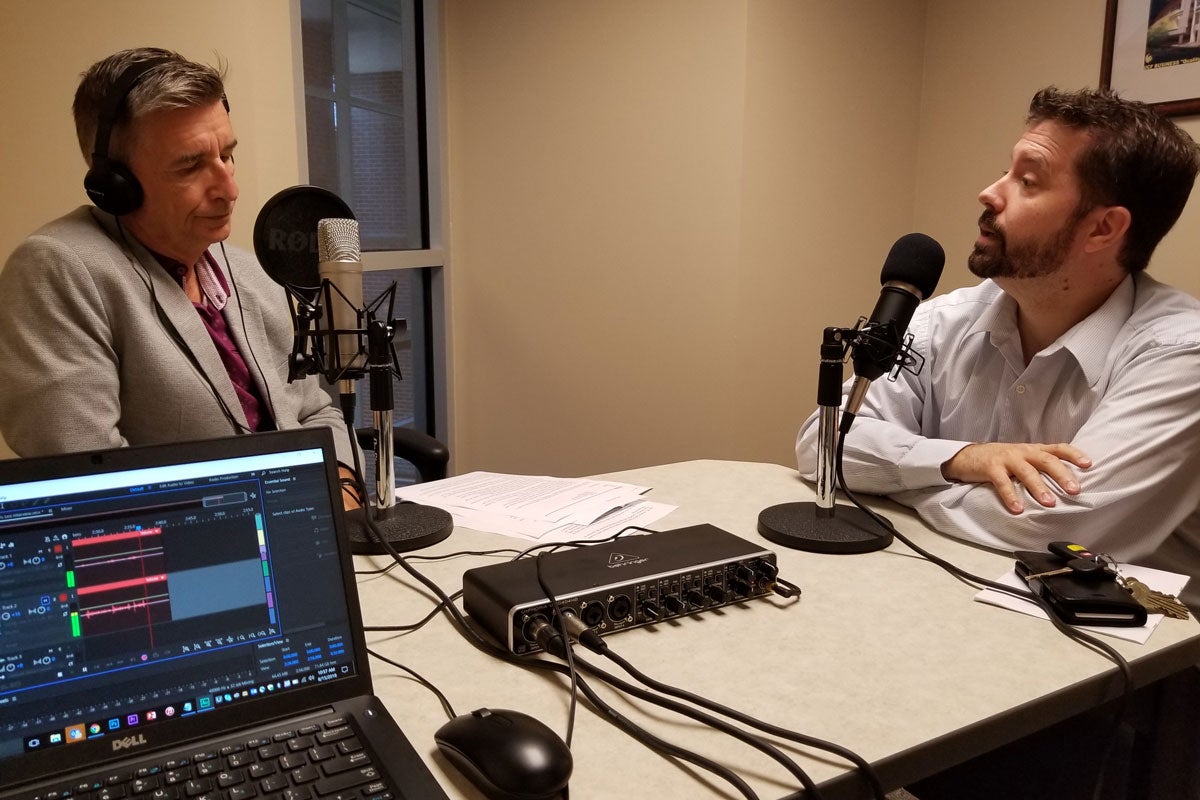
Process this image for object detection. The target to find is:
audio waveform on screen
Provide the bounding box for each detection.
[71,528,172,643]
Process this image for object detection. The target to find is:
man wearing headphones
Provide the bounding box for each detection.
[0,47,362,503]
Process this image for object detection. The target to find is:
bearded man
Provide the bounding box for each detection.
[796,86,1200,607]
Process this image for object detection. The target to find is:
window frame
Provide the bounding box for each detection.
[294,0,449,443]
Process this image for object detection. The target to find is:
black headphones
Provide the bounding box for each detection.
[83,56,171,216]
[83,56,230,216]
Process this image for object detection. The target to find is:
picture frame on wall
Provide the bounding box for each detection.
[1101,0,1200,116]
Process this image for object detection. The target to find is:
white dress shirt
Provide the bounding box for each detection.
[796,273,1200,605]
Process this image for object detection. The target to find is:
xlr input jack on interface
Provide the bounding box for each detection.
[580,601,605,627]
[521,613,550,643]
[609,594,632,621]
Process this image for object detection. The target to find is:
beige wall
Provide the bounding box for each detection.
[733,1,926,465]
[2,1,1198,477]
[443,0,928,475]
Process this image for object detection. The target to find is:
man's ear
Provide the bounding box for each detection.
[1082,205,1132,255]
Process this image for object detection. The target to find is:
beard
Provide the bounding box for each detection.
[967,208,1081,280]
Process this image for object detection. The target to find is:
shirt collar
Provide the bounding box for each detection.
[152,250,231,311]
[966,281,1015,339]
[1057,274,1134,386]
[966,275,1135,386]
[963,281,1024,367]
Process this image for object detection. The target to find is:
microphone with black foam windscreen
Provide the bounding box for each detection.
[841,232,944,432]
[758,233,944,554]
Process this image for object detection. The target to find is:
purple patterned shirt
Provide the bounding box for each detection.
[155,252,274,432]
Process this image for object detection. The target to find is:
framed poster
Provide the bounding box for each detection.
[1101,0,1200,116]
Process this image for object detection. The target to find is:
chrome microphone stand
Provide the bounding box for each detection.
[365,316,396,509]
[286,280,453,554]
[757,326,893,553]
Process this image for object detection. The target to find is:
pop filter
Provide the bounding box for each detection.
[253,185,355,290]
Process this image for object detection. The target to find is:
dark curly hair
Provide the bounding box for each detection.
[1027,86,1200,273]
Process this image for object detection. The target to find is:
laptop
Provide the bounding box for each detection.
[0,428,448,800]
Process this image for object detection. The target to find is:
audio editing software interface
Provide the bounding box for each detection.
[0,448,357,760]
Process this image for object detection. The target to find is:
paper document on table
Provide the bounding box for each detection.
[395,471,676,541]
[975,563,1190,644]
[536,500,677,544]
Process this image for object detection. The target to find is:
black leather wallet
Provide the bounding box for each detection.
[1014,550,1147,627]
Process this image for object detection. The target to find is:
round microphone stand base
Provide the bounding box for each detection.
[345,502,454,556]
[757,501,892,554]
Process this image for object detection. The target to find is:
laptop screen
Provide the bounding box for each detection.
[0,429,367,781]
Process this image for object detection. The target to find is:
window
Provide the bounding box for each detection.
[299,0,445,485]
[301,0,424,251]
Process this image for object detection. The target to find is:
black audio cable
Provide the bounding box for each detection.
[517,545,866,795]
[549,628,829,798]
[367,647,458,721]
[118,221,254,437]
[833,433,1133,692]
[528,619,762,800]
[534,554,581,747]
[554,614,878,800]
[532,559,829,797]
[348,450,772,800]
[356,546,523,576]
[220,241,279,425]
[362,589,462,633]
[513,525,660,560]
[833,432,1132,800]
[533,552,778,799]
[361,554,736,800]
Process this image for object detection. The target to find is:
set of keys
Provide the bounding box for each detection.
[1024,541,1191,620]
[1120,575,1191,620]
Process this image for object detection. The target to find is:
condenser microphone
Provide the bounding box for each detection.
[841,233,944,430]
[318,218,366,421]
[255,187,452,557]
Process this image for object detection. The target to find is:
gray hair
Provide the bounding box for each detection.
[73,47,227,166]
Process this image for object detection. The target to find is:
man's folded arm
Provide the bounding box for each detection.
[899,343,1200,562]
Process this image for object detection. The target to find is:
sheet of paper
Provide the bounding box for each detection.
[974,563,1190,644]
[395,471,672,541]
[535,500,678,544]
[435,506,561,540]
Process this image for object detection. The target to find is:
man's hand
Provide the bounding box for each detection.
[941,442,1092,514]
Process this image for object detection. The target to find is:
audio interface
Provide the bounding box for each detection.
[462,524,783,654]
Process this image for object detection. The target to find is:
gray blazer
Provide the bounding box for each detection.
[0,206,359,468]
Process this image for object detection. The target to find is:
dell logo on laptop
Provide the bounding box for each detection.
[112,734,149,752]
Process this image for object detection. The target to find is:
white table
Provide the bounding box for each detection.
[355,461,1200,799]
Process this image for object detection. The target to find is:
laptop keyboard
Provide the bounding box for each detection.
[21,715,396,800]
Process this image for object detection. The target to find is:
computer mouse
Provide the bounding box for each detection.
[434,707,573,800]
